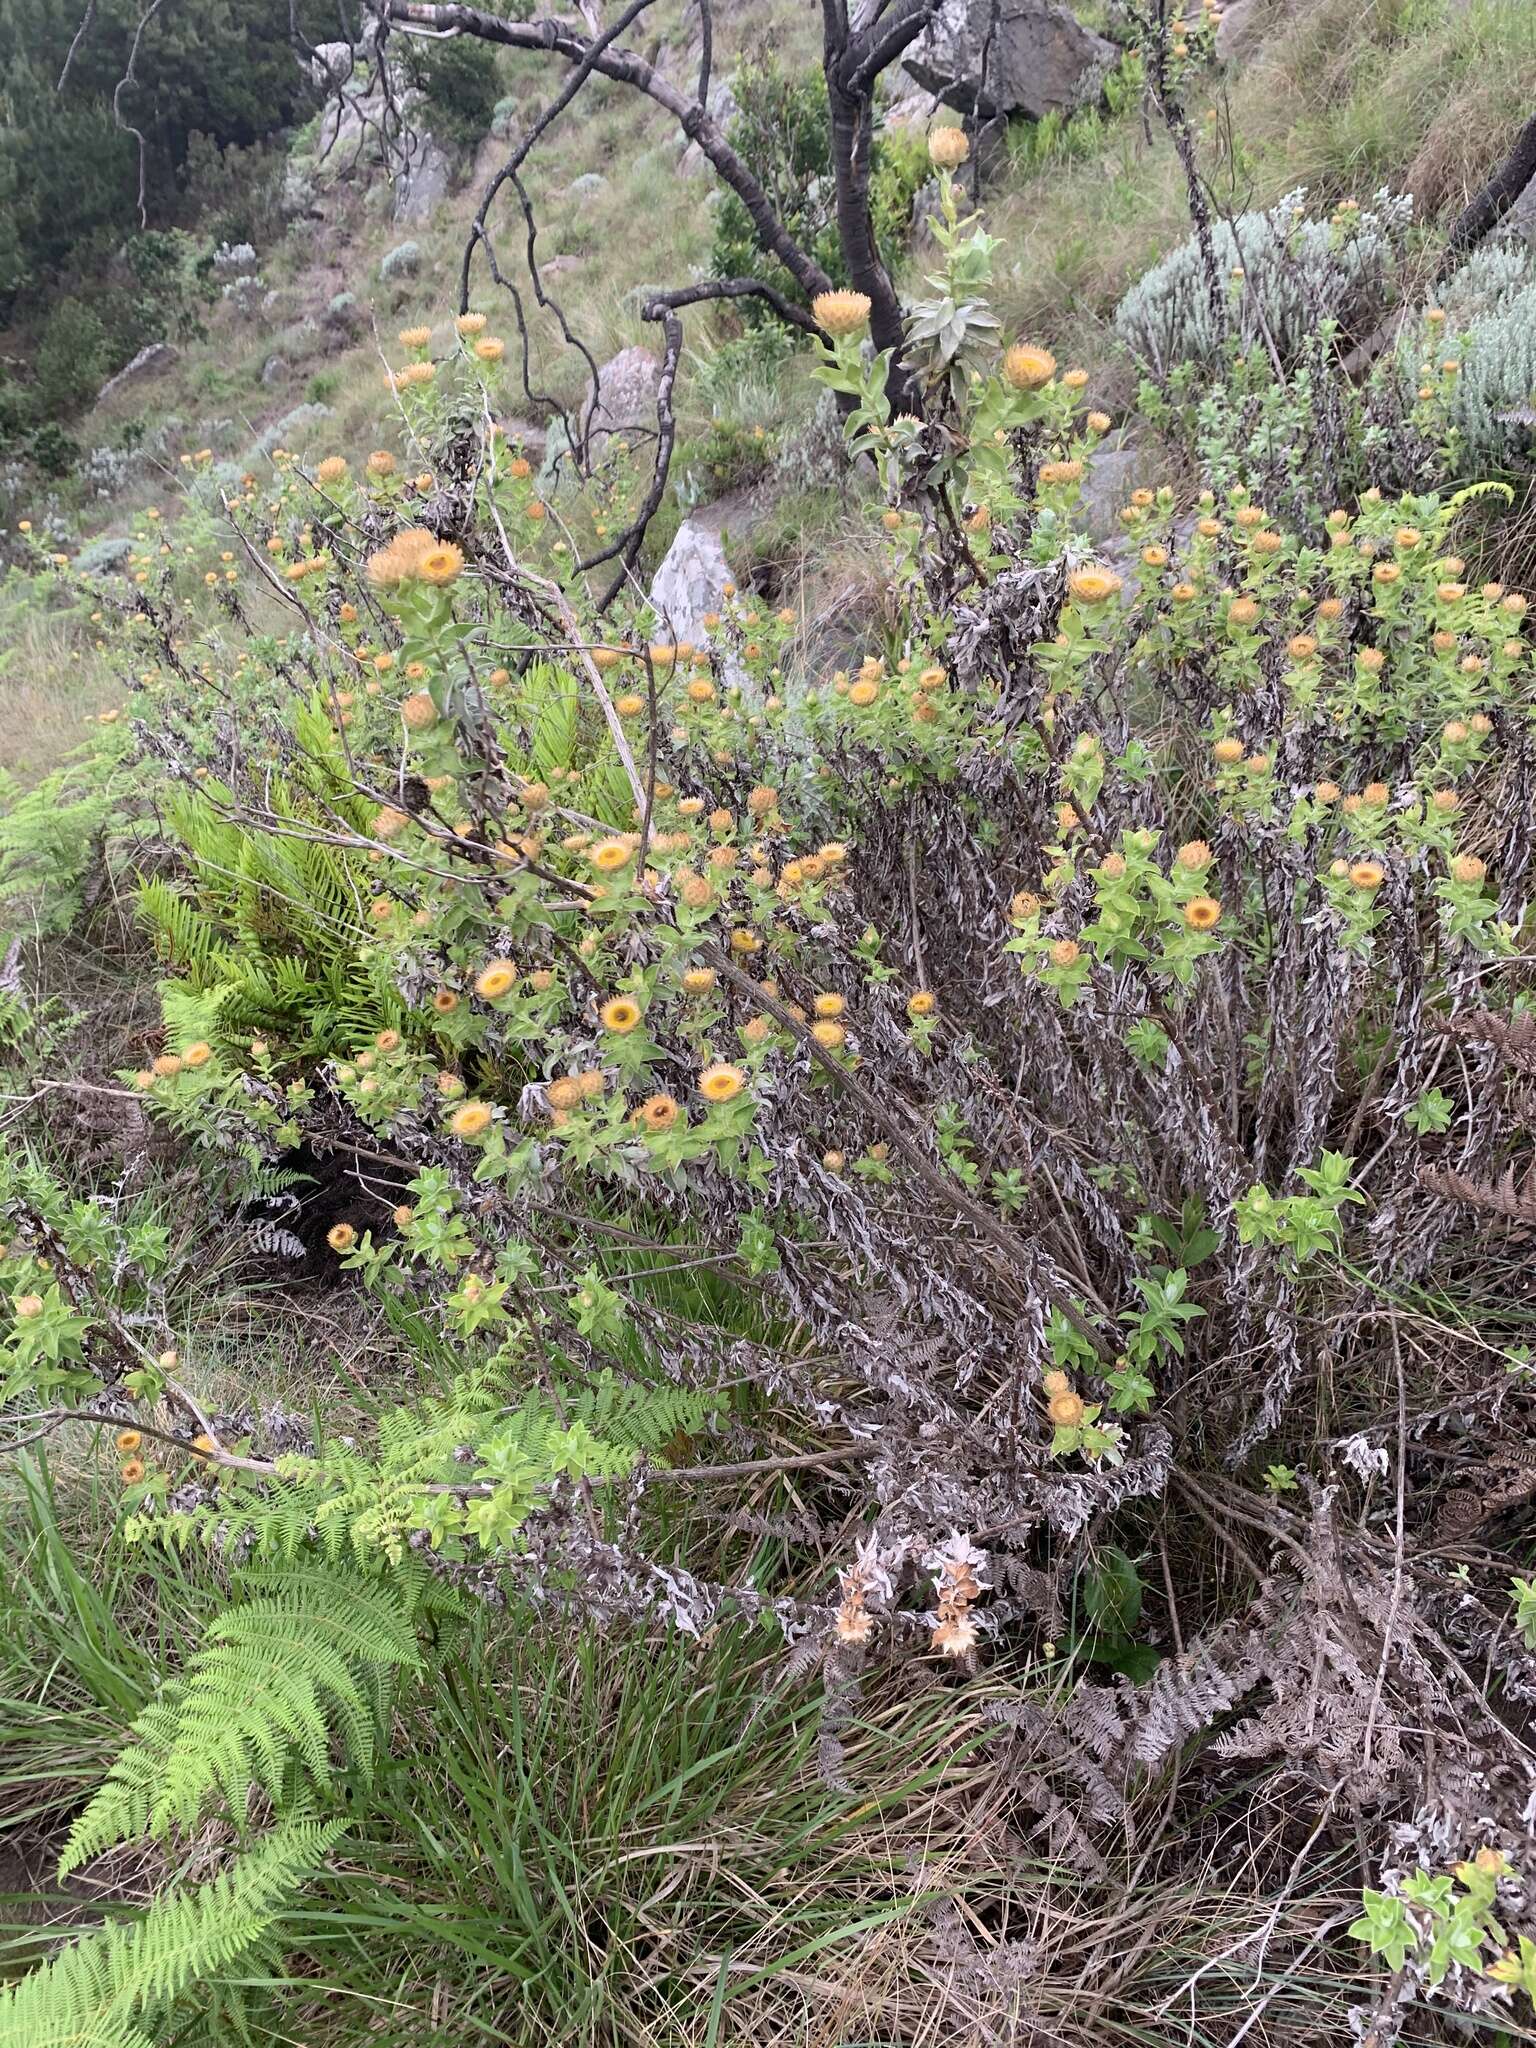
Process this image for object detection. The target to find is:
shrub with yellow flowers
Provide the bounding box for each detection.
[10,182,1536,2019]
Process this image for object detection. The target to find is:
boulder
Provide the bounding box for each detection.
[903,0,1117,120]
[260,354,289,388]
[1213,0,1285,63]
[583,346,664,456]
[96,342,179,404]
[394,133,452,225]
[648,517,736,650]
[1078,440,1144,556]
[1504,174,1536,251]
[680,76,738,176]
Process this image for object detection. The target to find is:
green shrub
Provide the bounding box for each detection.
[399,33,501,151]
[33,300,109,421]
[710,59,928,318]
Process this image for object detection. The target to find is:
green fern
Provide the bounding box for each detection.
[60,1571,419,1875]
[1,1818,344,2048]
[122,1369,716,1567]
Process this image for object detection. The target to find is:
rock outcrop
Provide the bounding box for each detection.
[903,0,1117,119]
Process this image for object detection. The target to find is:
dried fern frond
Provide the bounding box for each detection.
[1419,1161,1536,1220]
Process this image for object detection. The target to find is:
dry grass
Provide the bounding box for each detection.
[0,596,125,784]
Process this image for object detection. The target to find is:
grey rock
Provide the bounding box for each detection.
[380,240,422,281]
[1213,0,1285,63]
[95,341,179,404]
[260,354,289,388]
[499,417,549,461]
[904,0,1117,119]
[1078,441,1144,553]
[583,345,664,456]
[680,76,738,175]
[394,133,452,225]
[1501,172,1536,252]
[309,39,358,90]
[648,499,755,667]
[883,84,942,131]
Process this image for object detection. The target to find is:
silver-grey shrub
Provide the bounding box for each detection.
[1115,189,1413,380]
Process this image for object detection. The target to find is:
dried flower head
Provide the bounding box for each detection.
[929,125,970,168]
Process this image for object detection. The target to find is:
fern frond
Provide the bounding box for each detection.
[60,1571,418,1871]
[3,1819,342,2048]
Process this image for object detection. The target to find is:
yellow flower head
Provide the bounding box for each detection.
[120,1458,147,1485]
[457,312,487,336]
[1349,861,1385,892]
[908,990,938,1017]
[699,1061,746,1103]
[401,691,438,731]
[316,456,349,485]
[367,449,397,477]
[591,838,634,873]
[848,679,879,706]
[1067,565,1122,606]
[811,1019,846,1050]
[418,541,465,585]
[929,125,970,168]
[327,1222,358,1253]
[115,1428,142,1453]
[475,960,517,1001]
[1047,1388,1086,1428]
[813,992,845,1019]
[399,325,433,348]
[1183,895,1221,931]
[449,1100,494,1140]
[681,966,716,994]
[1003,343,1056,391]
[600,996,642,1034]
[812,289,873,338]
[1451,854,1485,885]
[474,337,505,363]
[1176,839,1212,870]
